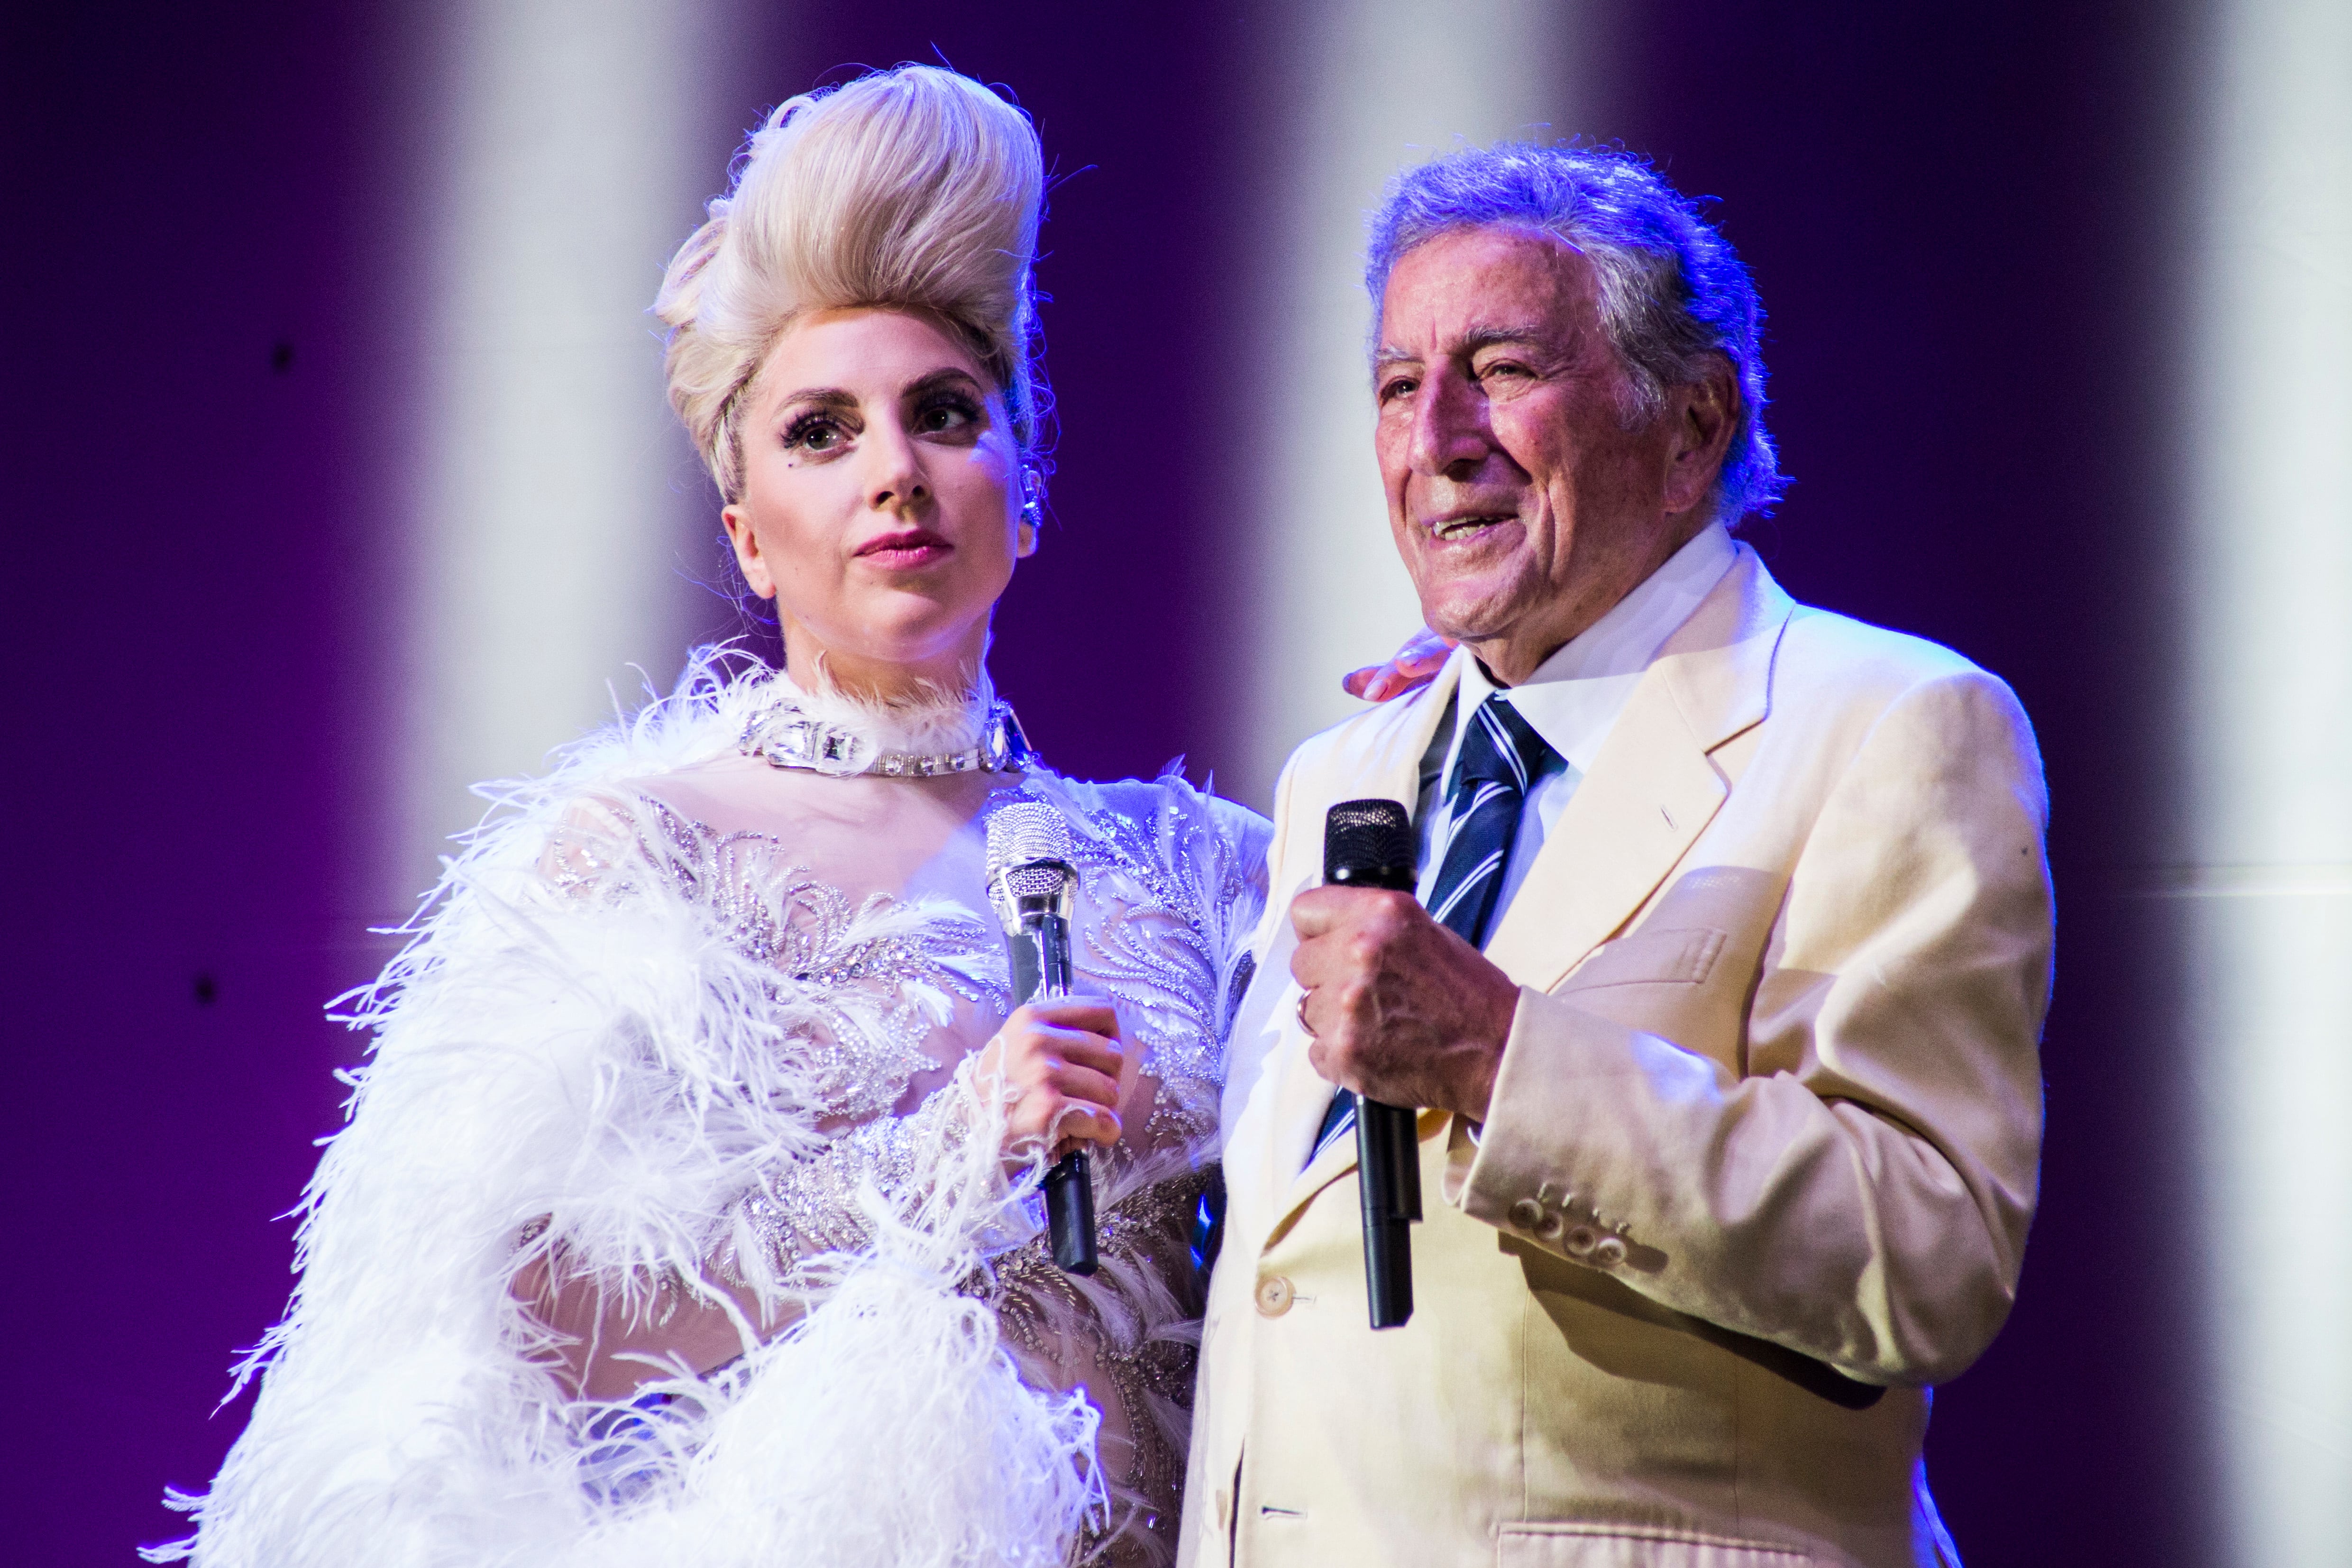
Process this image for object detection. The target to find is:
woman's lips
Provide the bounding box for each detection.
[854,529,953,569]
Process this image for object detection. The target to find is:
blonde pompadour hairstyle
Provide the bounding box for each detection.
[655,66,1046,503]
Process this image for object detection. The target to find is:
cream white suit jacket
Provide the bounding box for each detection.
[1180,548,2053,1568]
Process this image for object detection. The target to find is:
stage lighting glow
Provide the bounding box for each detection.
[1229,0,1582,808]
[386,0,745,906]
[2179,0,2352,1559]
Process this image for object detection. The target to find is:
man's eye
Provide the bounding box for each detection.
[1379,376,1419,403]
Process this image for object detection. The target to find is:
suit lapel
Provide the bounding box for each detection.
[1262,1021,1359,1238]
[1483,547,1793,995]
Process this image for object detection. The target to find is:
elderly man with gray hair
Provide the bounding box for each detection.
[1181,144,2051,1568]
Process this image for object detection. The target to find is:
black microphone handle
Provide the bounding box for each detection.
[1027,912,1099,1276]
[1356,1094,1418,1327]
[1043,1148,1098,1275]
[1321,798,1424,1330]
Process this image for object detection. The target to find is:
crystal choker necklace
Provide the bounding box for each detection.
[739,693,1035,779]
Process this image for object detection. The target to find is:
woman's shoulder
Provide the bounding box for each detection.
[467,649,772,822]
[553,650,775,793]
[1033,771,1272,924]
[1045,770,1268,853]
[412,648,775,890]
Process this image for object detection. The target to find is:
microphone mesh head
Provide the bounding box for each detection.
[1324,798,1415,886]
[987,799,1075,901]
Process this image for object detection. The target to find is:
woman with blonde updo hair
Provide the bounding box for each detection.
[154,66,1271,1568]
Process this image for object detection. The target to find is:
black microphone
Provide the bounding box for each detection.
[1322,798,1423,1330]
[986,801,1098,1275]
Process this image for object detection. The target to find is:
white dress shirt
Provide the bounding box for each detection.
[1414,522,1739,931]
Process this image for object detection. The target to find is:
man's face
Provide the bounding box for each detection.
[1374,225,1722,681]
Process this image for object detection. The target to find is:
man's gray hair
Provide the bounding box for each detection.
[1368,143,1785,522]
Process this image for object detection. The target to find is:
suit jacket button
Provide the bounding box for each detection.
[1592,1234,1629,1267]
[1508,1197,1545,1230]
[1255,1275,1296,1316]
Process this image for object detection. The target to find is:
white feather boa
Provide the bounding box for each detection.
[149,653,1117,1567]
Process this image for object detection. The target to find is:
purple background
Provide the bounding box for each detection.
[4,2,2202,1560]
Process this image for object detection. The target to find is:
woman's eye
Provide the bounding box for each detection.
[913,395,980,435]
[783,413,846,453]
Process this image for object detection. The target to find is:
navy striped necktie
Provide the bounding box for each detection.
[1308,691,1558,1167]
[1426,693,1560,948]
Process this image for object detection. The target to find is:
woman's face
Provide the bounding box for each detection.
[723,307,1033,696]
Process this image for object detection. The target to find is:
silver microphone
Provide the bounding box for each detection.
[985,801,1097,1275]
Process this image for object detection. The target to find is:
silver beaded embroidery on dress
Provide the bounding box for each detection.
[555,797,1012,1126]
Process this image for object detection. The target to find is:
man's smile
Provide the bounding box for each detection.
[1420,508,1521,542]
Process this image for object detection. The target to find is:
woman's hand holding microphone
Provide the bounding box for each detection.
[977,997,1139,1170]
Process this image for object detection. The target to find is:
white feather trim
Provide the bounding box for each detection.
[148,649,1120,1567]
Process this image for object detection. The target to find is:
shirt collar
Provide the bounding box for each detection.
[1450,521,1739,781]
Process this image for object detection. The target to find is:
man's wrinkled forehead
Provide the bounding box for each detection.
[1374,324,1555,371]
[1372,223,1594,363]
[1373,251,1599,376]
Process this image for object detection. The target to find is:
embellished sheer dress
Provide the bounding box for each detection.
[151,655,1269,1568]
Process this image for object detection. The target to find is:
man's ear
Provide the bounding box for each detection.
[1664,358,1739,516]
[721,504,778,600]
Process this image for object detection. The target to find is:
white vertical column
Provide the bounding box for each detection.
[386,0,754,905]
[1227,0,1584,808]
[2179,1,2352,1560]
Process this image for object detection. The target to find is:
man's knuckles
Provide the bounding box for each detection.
[1293,884,1412,933]
[1360,891,1415,937]
[1343,929,1391,973]
[1327,972,1376,1021]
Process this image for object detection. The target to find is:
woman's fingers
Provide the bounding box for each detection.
[1001,999,1127,1094]
[999,1022,1125,1089]
[1046,1057,1125,1112]
[992,994,1136,1159]
[1007,1090,1123,1156]
[1344,625,1457,701]
[1008,998,1119,1039]
[1042,1029,1126,1086]
[1046,1099,1123,1151]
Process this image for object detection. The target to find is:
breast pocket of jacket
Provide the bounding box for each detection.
[1556,864,1784,1071]
[1561,926,1728,991]
[1551,924,1731,1056]
[1497,1523,1818,1568]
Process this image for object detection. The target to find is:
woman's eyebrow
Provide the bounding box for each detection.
[773,386,859,413]
[902,366,987,398]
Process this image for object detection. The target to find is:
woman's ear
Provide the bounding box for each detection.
[721,504,778,599]
[1015,464,1043,559]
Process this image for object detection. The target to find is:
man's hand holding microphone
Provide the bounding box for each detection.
[1291,819,1521,1129]
[1297,801,1524,1329]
